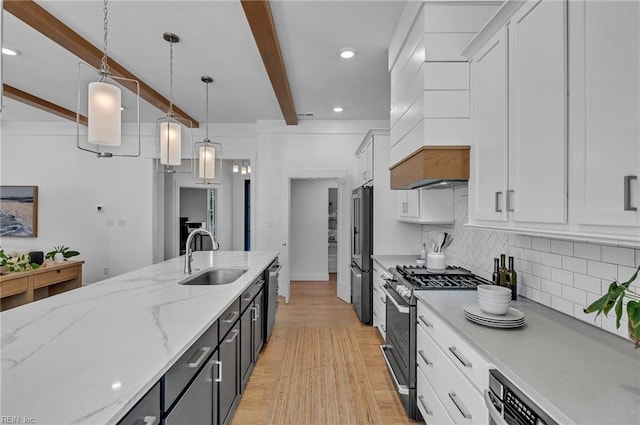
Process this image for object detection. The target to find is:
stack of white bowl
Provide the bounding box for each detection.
[476,284,512,315]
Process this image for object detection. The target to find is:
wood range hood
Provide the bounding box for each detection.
[389,145,470,190]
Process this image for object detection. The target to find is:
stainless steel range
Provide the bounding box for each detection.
[380,264,491,420]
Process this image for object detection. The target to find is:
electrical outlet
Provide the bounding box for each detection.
[118,219,126,227]
[103,266,109,274]
[106,219,114,227]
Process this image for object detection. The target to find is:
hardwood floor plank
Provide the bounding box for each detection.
[233,278,418,425]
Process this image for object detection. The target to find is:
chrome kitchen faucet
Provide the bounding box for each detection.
[184,228,219,274]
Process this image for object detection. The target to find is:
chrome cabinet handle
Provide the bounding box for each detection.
[507,190,514,212]
[418,349,432,366]
[484,390,508,425]
[624,175,637,211]
[269,264,282,276]
[243,293,254,302]
[187,347,211,369]
[143,416,159,425]
[226,329,239,343]
[495,192,503,213]
[418,315,433,328]
[449,392,472,419]
[214,360,223,383]
[252,305,260,321]
[222,310,239,324]
[418,395,433,416]
[449,346,472,367]
[256,279,265,287]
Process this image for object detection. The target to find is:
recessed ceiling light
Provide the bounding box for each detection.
[339,49,356,59]
[333,107,344,113]
[2,47,21,56]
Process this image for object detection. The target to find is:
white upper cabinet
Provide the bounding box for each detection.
[508,0,567,224]
[468,0,567,226]
[469,29,509,223]
[356,137,374,186]
[569,0,640,228]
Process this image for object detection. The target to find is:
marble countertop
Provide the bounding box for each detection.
[1,250,278,425]
[414,291,640,425]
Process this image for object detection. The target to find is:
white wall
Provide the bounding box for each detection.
[290,179,337,281]
[0,122,156,283]
[253,119,389,298]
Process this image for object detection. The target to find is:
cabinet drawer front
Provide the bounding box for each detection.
[417,301,489,391]
[416,364,455,425]
[165,360,214,425]
[117,381,160,425]
[240,278,265,313]
[418,329,487,425]
[33,266,79,288]
[219,299,241,341]
[0,276,29,297]
[163,323,217,411]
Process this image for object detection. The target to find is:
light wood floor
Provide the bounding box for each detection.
[233,275,418,425]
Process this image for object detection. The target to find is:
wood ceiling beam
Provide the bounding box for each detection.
[3,0,199,127]
[241,0,298,125]
[3,84,88,125]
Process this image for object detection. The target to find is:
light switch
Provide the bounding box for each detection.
[118,219,126,227]
[106,219,114,227]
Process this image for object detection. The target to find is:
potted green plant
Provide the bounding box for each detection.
[45,246,80,263]
[584,264,640,348]
[0,248,40,273]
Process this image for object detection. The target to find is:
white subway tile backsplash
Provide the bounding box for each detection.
[574,243,601,261]
[573,274,601,294]
[551,296,574,316]
[529,289,551,307]
[522,273,541,290]
[531,237,551,252]
[618,265,639,282]
[541,279,562,297]
[562,256,587,274]
[562,286,587,305]
[551,268,574,286]
[602,246,636,267]
[587,260,618,280]
[574,304,601,326]
[551,240,573,256]
[523,249,542,263]
[513,235,531,249]
[518,259,532,274]
[531,263,551,280]
[541,252,562,269]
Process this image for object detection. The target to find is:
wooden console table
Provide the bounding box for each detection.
[0,260,83,311]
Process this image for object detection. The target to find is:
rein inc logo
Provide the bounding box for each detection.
[1,417,35,424]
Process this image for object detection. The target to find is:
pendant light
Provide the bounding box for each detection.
[76,0,140,158]
[157,33,192,173]
[193,77,222,184]
[241,161,247,175]
[233,164,239,173]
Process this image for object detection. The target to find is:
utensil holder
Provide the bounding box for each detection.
[427,252,446,270]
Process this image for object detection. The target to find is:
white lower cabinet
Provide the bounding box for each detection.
[372,265,387,339]
[417,300,489,425]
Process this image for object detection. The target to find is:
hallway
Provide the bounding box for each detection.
[233,276,417,425]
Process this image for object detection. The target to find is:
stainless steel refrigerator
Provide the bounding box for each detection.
[351,185,373,324]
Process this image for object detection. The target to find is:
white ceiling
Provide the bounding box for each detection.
[0,0,405,124]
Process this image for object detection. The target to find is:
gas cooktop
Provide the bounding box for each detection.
[391,264,491,291]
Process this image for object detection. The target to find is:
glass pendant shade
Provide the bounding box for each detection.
[159,120,182,165]
[241,166,247,175]
[198,145,216,178]
[233,164,239,173]
[88,81,121,146]
[247,164,252,174]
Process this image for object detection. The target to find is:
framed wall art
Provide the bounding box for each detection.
[0,186,38,237]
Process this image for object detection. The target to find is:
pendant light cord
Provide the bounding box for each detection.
[168,41,174,116]
[100,0,109,78]
[205,81,209,141]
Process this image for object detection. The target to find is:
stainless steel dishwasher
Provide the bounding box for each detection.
[266,260,281,342]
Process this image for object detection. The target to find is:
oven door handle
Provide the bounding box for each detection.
[381,287,409,314]
[379,345,409,395]
[484,389,508,425]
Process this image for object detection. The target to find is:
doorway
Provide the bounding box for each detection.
[179,187,216,254]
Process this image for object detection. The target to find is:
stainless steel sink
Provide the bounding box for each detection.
[179,268,248,286]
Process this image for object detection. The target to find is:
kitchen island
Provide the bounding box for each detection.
[414,291,640,425]
[0,250,278,425]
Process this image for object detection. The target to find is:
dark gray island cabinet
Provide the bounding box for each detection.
[118,259,278,425]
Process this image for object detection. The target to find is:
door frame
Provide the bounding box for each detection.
[279,169,351,304]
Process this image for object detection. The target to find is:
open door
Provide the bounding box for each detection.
[336,177,351,303]
[279,175,291,303]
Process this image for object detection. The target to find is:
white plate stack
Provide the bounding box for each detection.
[463,285,525,328]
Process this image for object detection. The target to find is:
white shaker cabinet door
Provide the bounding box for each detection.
[469,28,509,222]
[570,0,640,227]
[508,0,568,224]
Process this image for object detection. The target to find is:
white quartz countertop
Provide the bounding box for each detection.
[371,254,419,271]
[1,250,278,425]
[414,291,640,425]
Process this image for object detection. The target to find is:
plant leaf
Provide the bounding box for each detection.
[627,301,640,348]
[614,292,624,329]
